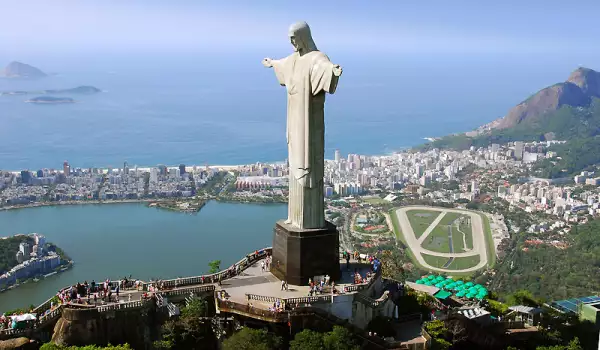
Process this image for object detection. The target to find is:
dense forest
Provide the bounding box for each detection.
[490,219,600,302]
[0,235,34,273]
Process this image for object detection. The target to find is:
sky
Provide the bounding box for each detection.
[1,0,600,57]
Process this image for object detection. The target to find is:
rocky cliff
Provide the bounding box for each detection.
[51,305,157,349]
[492,67,600,130]
[1,62,46,79]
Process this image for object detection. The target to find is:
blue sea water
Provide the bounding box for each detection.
[0,51,592,170]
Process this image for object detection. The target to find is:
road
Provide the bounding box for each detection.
[394,206,489,273]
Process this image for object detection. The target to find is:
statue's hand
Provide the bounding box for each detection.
[262,58,273,68]
[332,64,343,77]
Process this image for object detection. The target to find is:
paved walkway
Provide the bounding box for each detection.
[217,260,373,310]
[394,206,488,273]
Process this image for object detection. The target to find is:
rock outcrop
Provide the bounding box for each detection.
[491,67,600,130]
[51,305,156,349]
[1,62,46,79]
[0,337,37,349]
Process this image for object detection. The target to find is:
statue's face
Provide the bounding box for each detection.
[290,35,300,52]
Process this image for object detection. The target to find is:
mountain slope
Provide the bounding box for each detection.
[494,67,600,130]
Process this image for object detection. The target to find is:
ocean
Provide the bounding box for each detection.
[0,51,585,171]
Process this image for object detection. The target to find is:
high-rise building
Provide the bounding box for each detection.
[179,164,186,175]
[150,168,159,183]
[36,170,44,178]
[63,161,70,176]
[334,149,341,163]
[20,170,32,184]
[123,161,129,175]
[514,141,524,160]
[19,242,32,257]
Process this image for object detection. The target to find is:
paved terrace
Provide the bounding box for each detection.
[1,248,379,338]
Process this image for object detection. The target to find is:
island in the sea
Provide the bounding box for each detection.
[0,233,72,292]
[148,199,207,213]
[1,85,101,96]
[0,61,46,79]
[25,96,75,104]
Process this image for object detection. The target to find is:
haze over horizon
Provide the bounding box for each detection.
[2,1,600,170]
[2,1,600,56]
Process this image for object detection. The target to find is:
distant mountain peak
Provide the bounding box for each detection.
[1,61,46,79]
[567,66,600,98]
[489,67,599,130]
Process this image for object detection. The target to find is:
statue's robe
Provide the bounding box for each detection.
[271,50,339,229]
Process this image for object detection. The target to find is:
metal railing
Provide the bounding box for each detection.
[162,285,215,297]
[38,306,63,326]
[245,294,284,304]
[97,300,148,313]
[149,247,272,290]
[286,295,334,305]
[216,299,288,322]
[355,293,385,308]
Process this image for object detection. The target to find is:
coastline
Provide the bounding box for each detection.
[0,196,288,213]
[0,198,170,212]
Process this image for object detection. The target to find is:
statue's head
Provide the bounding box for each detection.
[288,21,317,54]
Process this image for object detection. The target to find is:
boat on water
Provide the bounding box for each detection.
[44,271,57,278]
[33,278,40,282]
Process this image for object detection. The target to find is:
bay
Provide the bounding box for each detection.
[0,201,286,312]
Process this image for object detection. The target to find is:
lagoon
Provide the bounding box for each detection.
[0,201,286,312]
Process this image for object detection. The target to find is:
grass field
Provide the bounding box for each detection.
[362,196,388,205]
[446,255,480,270]
[451,229,465,253]
[406,209,441,238]
[453,216,473,252]
[421,223,452,253]
[422,253,450,269]
[422,253,480,270]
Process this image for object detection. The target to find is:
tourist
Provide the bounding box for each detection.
[285,281,289,291]
[281,280,285,291]
[260,260,265,272]
[346,253,351,271]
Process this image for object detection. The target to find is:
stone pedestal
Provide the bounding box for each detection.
[271,220,340,286]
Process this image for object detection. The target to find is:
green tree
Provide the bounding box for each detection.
[222,328,282,350]
[289,329,325,350]
[507,290,541,307]
[424,320,451,350]
[181,297,209,318]
[40,344,132,350]
[208,260,221,274]
[153,297,217,350]
[322,325,360,350]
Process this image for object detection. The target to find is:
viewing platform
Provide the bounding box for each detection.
[0,247,404,348]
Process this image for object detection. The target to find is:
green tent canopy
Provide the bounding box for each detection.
[436,276,444,282]
[474,284,484,289]
[465,282,474,287]
[456,291,466,297]
[456,281,464,285]
[416,280,424,284]
[434,290,452,300]
[424,281,433,286]
[435,282,444,288]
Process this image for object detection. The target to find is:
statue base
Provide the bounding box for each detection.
[271,220,340,286]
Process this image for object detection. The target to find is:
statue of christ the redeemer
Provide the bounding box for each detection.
[262,21,342,230]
